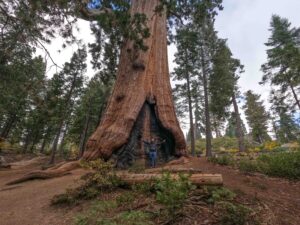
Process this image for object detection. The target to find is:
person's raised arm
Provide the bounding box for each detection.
[157,139,166,145]
[142,140,150,145]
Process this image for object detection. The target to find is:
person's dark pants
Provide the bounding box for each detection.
[149,151,157,167]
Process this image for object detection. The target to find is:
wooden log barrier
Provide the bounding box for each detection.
[116,173,223,186]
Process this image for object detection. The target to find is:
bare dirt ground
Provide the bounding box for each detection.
[0,156,299,225]
[0,158,87,225]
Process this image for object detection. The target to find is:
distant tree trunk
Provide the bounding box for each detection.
[271,118,279,140]
[186,71,195,156]
[200,47,212,157]
[83,0,186,166]
[58,124,68,157]
[22,130,32,153]
[193,97,202,140]
[40,127,50,154]
[215,129,221,138]
[212,118,221,138]
[0,114,16,138]
[29,139,38,153]
[232,93,246,152]
[40,137,47,154]
[290,84,300,111]
[49,120,64,164]
[78,113,90,158]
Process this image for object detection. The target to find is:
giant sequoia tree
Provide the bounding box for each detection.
[81,0,222,166]
[5,1,223,185]
[83,0,188,167]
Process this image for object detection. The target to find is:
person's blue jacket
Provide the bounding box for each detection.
[87,0,101,10]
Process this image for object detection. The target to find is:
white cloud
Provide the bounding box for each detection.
[215,0,300,101]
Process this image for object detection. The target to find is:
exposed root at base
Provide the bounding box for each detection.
[6,161,81,185]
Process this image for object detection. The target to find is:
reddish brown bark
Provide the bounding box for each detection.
[83,0,186,163]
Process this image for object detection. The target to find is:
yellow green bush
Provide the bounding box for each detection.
[261,140,280,151]
[195,137,254,154]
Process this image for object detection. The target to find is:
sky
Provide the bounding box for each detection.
[214,0,300,103]
[39,0,300,134]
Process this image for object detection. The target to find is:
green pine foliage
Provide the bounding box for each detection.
[261,15,300,112]
[210,40,235,119]
[243,91,271,144]
[225,112,247,138]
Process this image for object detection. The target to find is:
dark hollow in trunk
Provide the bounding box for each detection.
[114,102,176,169]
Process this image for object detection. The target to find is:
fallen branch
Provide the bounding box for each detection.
[6,161,80,185]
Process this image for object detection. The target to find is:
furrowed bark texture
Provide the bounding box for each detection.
[83,0,186,164]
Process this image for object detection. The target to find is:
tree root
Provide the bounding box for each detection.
[6,161,81,185]
[165,156,190,166]
[0,164,11,169]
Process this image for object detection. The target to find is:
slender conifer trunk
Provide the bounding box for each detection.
[232,93,246,152]
[187,76,195,156]
[290,84,300,111]
[200,47,212,157]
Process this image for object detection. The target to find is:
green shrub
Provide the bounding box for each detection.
[90,200,117,213]
[238,159,260,173]
[154,173,195,214]
[74,199,153,225]
[74,215,89,225]
[51,190,77,206]
[236,151,300,180]
[52,160,123,205]
[115,211,153,225]
[116,192,135,206]
[219,202,252,225]
[204,187,236,204]
[209,155,234,166]
[257,151,300,180]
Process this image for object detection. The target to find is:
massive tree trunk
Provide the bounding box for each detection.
[83,0,186,167]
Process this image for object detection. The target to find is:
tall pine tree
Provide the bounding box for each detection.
[243,91,270,144]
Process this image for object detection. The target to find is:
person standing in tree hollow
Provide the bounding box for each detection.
[143,138,166,168]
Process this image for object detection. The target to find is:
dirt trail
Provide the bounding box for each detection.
[0,157,299,225]
[0,160,87,225]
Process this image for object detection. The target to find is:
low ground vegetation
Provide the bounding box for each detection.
[209,148,300,180]
[51,160,262,225]
[195,137,299,155]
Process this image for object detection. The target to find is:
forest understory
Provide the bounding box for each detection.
[0,153,299,225]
